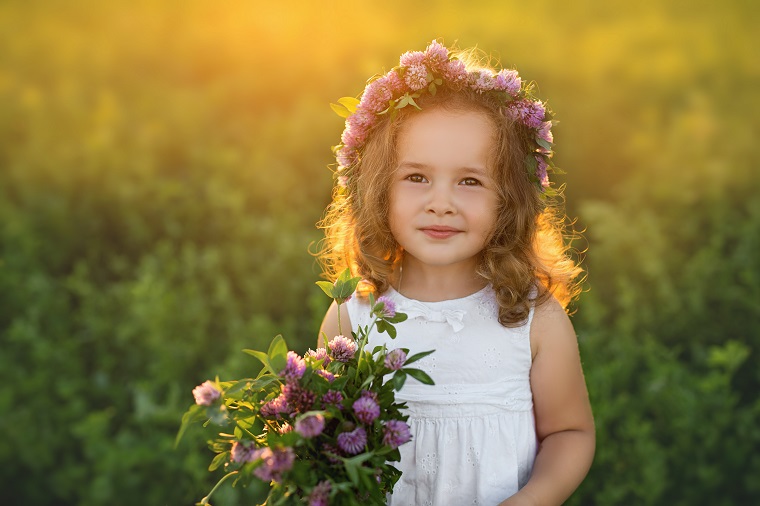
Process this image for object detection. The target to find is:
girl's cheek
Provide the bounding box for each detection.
[392,182,416,198]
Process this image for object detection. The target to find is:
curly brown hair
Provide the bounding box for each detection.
[317,52,583,326]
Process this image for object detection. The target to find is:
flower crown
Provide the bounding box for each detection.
[331,40,561,196]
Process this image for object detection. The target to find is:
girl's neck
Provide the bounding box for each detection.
[394,256,488,302]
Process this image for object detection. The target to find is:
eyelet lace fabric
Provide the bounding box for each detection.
[346,285,537,505]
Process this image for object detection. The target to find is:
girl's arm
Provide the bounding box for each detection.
[318,300,352,348]
[500,297,595,506]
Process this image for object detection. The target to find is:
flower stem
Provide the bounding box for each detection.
[367,317,379,344]
[200,470,239,505]
[336,301,343,338]
[354,317,379,382]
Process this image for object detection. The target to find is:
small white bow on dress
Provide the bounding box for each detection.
[399,299,466,333]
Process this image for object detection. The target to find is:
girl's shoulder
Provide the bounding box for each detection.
[529,293,576,360]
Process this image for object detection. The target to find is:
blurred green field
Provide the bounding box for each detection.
[1,0,758,504]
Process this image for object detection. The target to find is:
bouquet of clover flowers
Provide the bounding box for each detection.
[177,270,435,505]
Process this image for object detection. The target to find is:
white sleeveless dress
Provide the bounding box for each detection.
[346,285,537,506]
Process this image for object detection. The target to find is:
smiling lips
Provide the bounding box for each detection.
[420,226,462,239]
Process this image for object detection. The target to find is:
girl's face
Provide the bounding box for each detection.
[389,107,499,273]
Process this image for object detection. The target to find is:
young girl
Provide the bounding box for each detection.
[318,40,595,506]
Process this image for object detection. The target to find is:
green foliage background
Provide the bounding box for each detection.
[1,0,757,504]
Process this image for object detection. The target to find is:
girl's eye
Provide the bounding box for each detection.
[460,177,481,186]
[406,174,427,183]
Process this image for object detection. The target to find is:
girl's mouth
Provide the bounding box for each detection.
[420,226,461,239]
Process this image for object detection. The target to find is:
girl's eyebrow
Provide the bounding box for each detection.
[396,161,429,171]
[396,161,489,176]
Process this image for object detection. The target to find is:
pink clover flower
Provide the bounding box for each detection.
[192,380,220,406]
[328,335,358,362]
[337,426,367,455]
[295,414,325,438]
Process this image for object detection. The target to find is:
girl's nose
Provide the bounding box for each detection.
[425,184,456,216]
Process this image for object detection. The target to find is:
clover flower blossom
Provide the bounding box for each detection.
[508,99,546,129]
[260,393,290,418]
[252,447,295,483]
[535,156,550,188]
[340,128,358,149]
[295,414,325,438]
[336,147,357,169]
[337,426,367,455]
[281,351,306,383]
[341,123,368,149]
[353,395,380,424]
[308,480,332,506]
[495,69,522,96]
[346,108,374,134]
[328,335,358,362]
[360,390,378,402]
[382,420,412,449]
[526,101,547,128]
[384,70,405,93]
[538,121,554,145]
[279,422,293,434]
[384,348,407,371]
[404,64,429,91]
[192,380,220,406]
[473,70,496,92]
[306,347,331,367]
[315,369,335,382]
[442,58,468,84]
[322,389,344,408]
[375,296,396,318]
[282,383,317,414]
[424,40,449,69]
[230,441,258,463]
[359,77,393,113]
[399,50,425,67]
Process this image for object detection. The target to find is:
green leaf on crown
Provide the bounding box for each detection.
[536,138,553,151]
[551,165,567,175]
[524,154,538,172]
[337,97,360,114]
[330,102,351,118]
